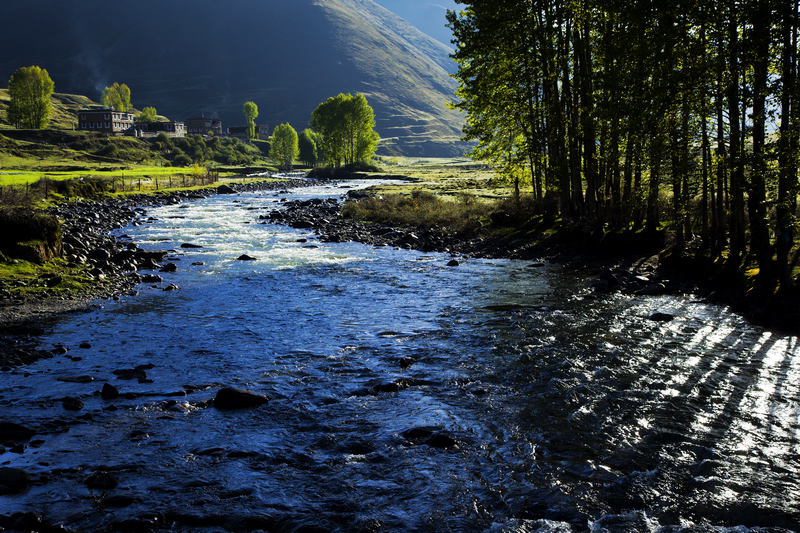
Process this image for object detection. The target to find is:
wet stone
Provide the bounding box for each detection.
[0,422,35,442]
[101,383,120,400]
[62,397,84,411]
[213,387,269,410]
[86,471,119,491]
[0,467,30,495]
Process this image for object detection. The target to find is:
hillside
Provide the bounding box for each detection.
[0,90,98,131]
[0,0,467,157]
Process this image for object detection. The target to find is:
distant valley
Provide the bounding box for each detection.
[0,0,467,156]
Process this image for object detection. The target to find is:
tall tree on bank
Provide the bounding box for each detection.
[7,65,54,129]
[243,101,259,139]
[269,123,299,171]
[448,0,800,289]
[310,93,379,167]
[101,82,132,112]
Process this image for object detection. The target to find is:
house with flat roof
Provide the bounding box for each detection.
[134,121,186,138]
[186,117,223,136]
[77,108,135,135]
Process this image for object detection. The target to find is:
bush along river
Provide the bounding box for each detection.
[0,180,799,532]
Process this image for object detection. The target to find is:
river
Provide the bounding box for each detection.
[0,181,798,532]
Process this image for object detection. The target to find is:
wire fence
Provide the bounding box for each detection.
[0,170,222,205]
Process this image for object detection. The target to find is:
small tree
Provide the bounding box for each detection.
[101,83,132,111]
[137,106,158,123]
[269,123,299,171]
[298,128,321,167]
[243,101,259,139]
[7,65,54,129]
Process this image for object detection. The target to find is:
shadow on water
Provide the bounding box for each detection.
[0,182,799,532]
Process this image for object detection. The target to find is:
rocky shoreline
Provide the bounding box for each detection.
[0,177,311,369]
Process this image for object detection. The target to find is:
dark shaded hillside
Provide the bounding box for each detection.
[0,0,466,156]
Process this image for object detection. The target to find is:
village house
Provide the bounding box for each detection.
[186,117,223,136]
[134,121,186,138]
[77,107,135,135]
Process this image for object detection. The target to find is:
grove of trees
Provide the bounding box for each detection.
[448,0,800,290]
[270,123,299,171]
[7,65,54,129]
[243,101,259,139]
[310,93,379,167]
[101,82,132,112]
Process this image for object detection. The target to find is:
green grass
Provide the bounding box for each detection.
[342,188,499,235]
[0,258,95,298]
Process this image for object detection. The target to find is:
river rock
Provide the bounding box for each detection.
[0,422,34,442]
[163,283,180,291]
[0,468,30,494]
[447,259,460,267]
[237,254,257,261]
[213,387,268,409]
[86,471,119,491]
[62,397,84,411]
[649,312,675,322]
[160,262,178,273]
[180,243,203,249]
[217,184,237,194]
[101,383,120,400]
[141,274,163,283]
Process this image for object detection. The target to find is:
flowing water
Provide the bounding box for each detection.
[1,181,799,532]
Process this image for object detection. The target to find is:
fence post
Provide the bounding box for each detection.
[138,178,141,191]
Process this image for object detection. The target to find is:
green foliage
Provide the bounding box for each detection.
[100,82,132,111]
[152,134,263,166]
[310,93,379,167]
[269,123,299,171]
[137,106,158,123]
[298,128,321,167]
[7,65,55,129]
[243,101,259,139]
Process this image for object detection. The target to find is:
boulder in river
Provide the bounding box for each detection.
[217,184,237,194]
[160,262,178,273]
[0,467,30,494]
[649,312,675,322]
[447,259,460,267]
[180,243,203,249]
[163,283,180,291]
[237,254,257,261]
[85,471,119,491]
[62,397,84,411]
[101,383,120,400]
[213,387,269,410]
[0,422,34,442]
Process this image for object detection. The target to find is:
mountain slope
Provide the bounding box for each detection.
[0,0,466,156]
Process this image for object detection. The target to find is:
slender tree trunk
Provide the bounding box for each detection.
[749,0,773,280]
[728,2,746,262]
[777,0,799,289]
[646,132,664,232]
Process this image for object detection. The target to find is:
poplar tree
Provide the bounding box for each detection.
[7,65,54,129]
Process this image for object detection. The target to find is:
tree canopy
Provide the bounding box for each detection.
[298,128,322,167]
[7,65,54,129]
[448,0,800,290]
[101,82,132,111]
[310,93,379,167]
[137,106,158,123]
[269,123,299,171]
[243,101,259,139]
